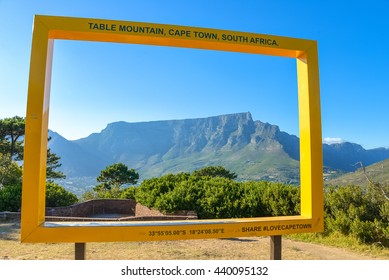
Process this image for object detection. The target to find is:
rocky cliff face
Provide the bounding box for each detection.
[72,112,280,160]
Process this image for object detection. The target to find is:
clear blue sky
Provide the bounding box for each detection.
[1,0,388,149]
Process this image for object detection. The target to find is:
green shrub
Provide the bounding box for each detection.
[324,184,389,246]
[259,182,300,216]
[350,219,375,243]
[134,172,300,219]
[0,155,22,187]
[120,186,138,200]
[46,182,78,207]
[0,183,22,211]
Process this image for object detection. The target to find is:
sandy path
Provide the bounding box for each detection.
[282,239,377,260]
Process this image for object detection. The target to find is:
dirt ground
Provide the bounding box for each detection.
[0,222,382,260]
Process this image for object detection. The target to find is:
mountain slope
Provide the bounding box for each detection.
[323,142,389,171]
[72,112,300,182]
[48,131,111,177]
[48,112,389,185]
[327,158,389,187]
[49,112,301,182]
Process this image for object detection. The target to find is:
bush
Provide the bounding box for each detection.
[46,182,78,207]
[324,185,389,246]
[120,186,138,199]
[0,183,22,211]
[135,173,189,207]
[134,172,301,219]
[239,181,267,217]
[259,182,300,216]
[196,177,243,219]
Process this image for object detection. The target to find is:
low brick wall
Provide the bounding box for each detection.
[45,199,197,221]
[1,200,197,222]
[0,211,21,221]
[45,214,197,222]
[46,199,137,217]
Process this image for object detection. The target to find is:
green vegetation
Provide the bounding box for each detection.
[82,163,140,200]
[327,158,389,187]
[46,137,66,180]
[129,168,389,249]
[96,162,139,189]
[134,172,299,219]
[0,154,22,187]
[0,182,78,211]
[324,185,389,245]
[192,166,237,180]
[1,114,389,253]
[290,183,389,251]
[0,117,25,211]
[0,116,73,210]
[0,116,25,160]
[0,183,22,211]
[46,182,78,207]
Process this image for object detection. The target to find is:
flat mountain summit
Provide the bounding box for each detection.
[49,112,389,185]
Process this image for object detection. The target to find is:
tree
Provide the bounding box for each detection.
[86,163,139,200]
[46,137,66,180]
[0,116,25,160]
[192,166,237,180]
[0,116,65,180]
[96,163,139,190]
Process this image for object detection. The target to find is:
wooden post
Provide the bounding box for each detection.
[75,243,86,260]
[270,235,282,260]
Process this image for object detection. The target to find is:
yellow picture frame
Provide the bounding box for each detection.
[21,15,323,243]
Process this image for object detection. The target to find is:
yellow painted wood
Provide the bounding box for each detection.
[21,15,323,243]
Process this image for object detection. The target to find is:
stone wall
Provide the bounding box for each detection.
[0,211,20,221]
[45,199,197,221]
[2,200,197,222]
[45,199,137,217]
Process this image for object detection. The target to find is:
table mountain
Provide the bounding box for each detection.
[48,112,389,185]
